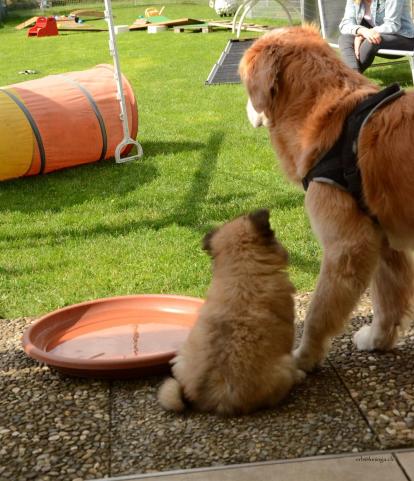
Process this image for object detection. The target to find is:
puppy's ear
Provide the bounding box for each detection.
[202,228,217,254]
[248,209,274,239]
[239,43,282,114]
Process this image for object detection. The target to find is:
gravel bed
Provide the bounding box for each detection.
[0,318,110,481]
[329,317,414,448]
[294,290,374,322]
[1,291,412,480]
[107,291,380,476]
[299,289,414,449]
[110,370,377,475]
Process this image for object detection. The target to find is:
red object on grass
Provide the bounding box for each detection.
[28,16,59,37]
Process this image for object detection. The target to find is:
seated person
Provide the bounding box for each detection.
[338,0,414,72]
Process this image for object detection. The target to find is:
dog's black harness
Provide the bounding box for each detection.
[302,83,404,217]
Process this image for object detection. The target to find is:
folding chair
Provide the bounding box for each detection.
[317,0,414,84]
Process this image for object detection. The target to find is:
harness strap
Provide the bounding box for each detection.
[302,83,404,217]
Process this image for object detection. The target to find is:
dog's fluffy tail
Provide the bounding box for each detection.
[158,377,187,412]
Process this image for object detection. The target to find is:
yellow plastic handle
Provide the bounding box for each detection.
[145,7,159,17]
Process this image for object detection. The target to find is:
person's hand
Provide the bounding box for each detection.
[357,26,382,44]
[354,35,364,60]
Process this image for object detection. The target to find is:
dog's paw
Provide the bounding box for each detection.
[293,348,320,372]
[353,325,397,351]
[353,325,375,351]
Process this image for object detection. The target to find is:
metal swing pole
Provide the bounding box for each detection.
[104,0,143,163]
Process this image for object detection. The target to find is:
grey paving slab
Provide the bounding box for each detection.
[0,318,111,481]
[395,451,414,480]
[328,316,414,449]
[99,453,407,481]
[110,365,379,477]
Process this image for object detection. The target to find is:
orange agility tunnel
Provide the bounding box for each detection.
[0,64,138,181]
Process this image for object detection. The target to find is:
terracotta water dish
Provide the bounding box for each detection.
[22,295,203,378]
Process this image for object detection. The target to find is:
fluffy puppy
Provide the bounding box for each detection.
[239,26,414,371]
[158,209,304,416]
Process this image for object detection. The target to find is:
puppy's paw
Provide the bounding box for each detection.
[294,369,306,383]
[293,348,321,372]
[353,325,375,351]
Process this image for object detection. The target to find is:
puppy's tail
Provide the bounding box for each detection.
[158,377,187,412]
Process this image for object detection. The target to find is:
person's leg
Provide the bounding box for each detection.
[339,34,360,71]
[339,19,375,72]
[358,40,380,71]
[359,34,414,71]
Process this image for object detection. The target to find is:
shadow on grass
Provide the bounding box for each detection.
[0,139,208,215]
[0,132,226,240]
[216,167,305,211]
[0,159,158,213]
[367,60,413,88]
[142,140,206,158]
[289,251,320,278]
[170,131,223,227]
[0,131,314,278]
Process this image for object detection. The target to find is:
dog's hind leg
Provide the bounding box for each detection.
[354,242,414,351]
[294,183,382,372]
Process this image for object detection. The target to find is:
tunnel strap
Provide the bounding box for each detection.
[60,76,108,162]
[0,88,46,174]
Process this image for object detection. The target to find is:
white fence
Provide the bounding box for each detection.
[247,0,315,22]
[4,0,206,12]
[247,0,414,24]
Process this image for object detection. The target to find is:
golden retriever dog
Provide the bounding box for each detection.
[158,209,304,415]
[239,25,414,372]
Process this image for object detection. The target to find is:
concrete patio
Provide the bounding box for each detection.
[1,292,414,481]
[99,450,414,481]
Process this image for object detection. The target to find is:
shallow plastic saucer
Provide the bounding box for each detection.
[22,295,203,378]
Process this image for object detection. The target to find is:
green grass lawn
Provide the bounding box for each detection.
[0,4,412,318]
